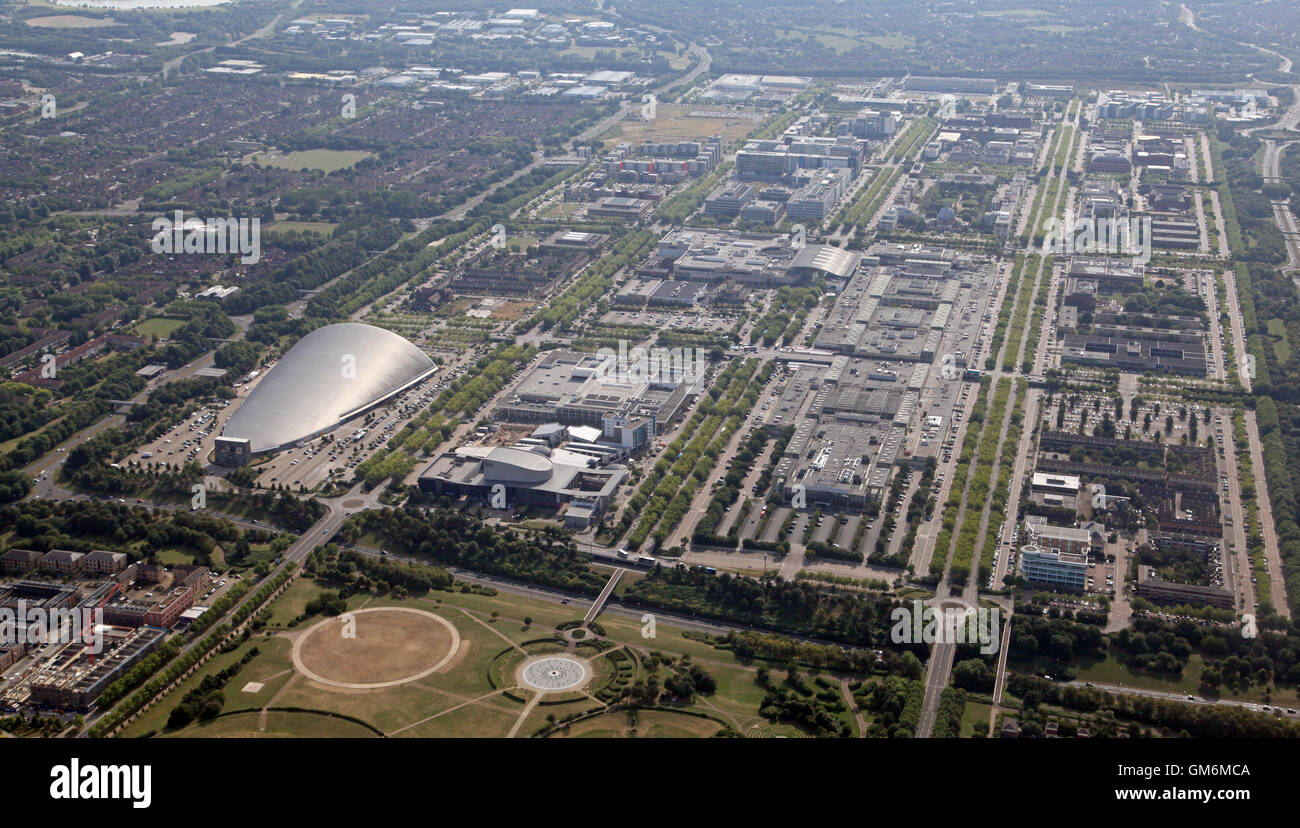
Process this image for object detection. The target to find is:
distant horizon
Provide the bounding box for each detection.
[50,0,230,9]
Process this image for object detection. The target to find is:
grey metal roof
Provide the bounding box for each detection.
[791,244,860,280]
[482,446,554,483]
[222,323,434,453]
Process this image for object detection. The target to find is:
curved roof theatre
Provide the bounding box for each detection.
[222,323,435,454]
[482,446,554,484]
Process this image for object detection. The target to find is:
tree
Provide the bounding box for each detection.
[689,663,717,695]
[664,670,696,700]
[641,675,660,703]
[1012,633,1039,659]
[953,658,995,691]
[200,696,223,720]
[899,650,924,680]
[1048,634,1074,660]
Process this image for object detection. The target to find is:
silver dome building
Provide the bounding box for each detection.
[217,323,435,458]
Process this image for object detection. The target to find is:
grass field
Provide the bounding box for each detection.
[558,45,603,60]
[540,202,581,219]
[558,45,686,69]
[25,14,120,28]
[255,149,372,173]
[135,577,877,738]
[599,104,763,149]
[153,547,200,566]
[962,701,993,737]
[977,8,1051,17]
[774,28,859,53]
[490,300,533,321]
[551,708,724,738]
[772,26,913,53]
[31,0,217,14]
[270,220,337,235]
[121,636,294,737]
[395,693,524,738]
[517,695,589,735]
[155,31,196,46]
[132,316,187,338]
[611,569,645,597]
[168,710,378,738]
[262,577,369,628]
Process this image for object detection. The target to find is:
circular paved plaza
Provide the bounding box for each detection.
[520,656,589,692]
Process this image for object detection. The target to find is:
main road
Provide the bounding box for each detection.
[917,97,1081,736]
[1261,137,1300,277]
[1064,679,1300,719]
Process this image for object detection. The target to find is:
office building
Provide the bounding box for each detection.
[1018,544,1088,591]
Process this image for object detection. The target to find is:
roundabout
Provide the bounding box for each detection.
[291,607,461,690]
